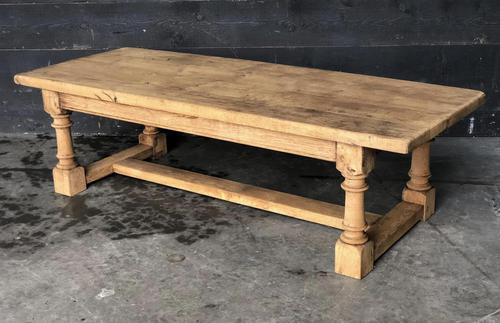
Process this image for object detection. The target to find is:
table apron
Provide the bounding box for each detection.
[59,93,336,162]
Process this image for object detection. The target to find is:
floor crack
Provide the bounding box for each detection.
[428,222,498,287]
[476,307,500,322]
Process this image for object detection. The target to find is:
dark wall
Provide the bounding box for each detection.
[2,0,499,136]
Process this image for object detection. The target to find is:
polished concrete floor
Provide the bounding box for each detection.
[0,134,499,323]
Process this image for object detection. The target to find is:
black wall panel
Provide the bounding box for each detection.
[1,0,499,136]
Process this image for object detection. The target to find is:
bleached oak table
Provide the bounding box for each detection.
[15,48,485,279]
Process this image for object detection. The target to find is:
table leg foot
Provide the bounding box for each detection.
[403,187,435,221]
[53,166,86,196]
[335,239,374,279]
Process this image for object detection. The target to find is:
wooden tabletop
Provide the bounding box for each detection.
[15,47,484,153]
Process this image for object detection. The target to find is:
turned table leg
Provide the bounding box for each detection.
[402,142,436,221]
[335,143,375,279]
[138,126,167,159]
[42,90,86,196]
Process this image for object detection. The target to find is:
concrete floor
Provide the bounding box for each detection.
[0,133,500,323]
